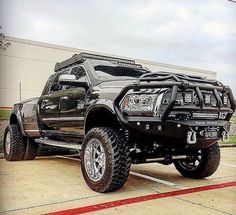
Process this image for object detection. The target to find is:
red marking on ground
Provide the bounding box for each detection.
[46,181,236,215]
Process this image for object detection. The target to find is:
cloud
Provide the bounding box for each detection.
[0,0,235,94]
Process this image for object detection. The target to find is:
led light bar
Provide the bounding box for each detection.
[113,61,143,69]
[81,52,135,64]
[192,113,218,119]
[54,52,138,72]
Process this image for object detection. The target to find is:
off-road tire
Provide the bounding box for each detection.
[3,125,26,161]
[174,143,220,179]
[23,138,38,160]
[81,127,131,193]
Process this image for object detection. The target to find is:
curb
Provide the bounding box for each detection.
[219,144,236,148]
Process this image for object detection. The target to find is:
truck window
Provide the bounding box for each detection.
[50,70,69,92]
[41,74,54,95]
[94,65,147,80]
[71,66,88,82]
[66,66,88,89]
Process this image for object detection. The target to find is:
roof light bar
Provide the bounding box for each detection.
[80,52,135,64]
[54,52,138,72]
[112,61,143,69]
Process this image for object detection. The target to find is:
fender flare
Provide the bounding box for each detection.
[85,99,115,117]
[84,100,119,133]
[9,110,27,136]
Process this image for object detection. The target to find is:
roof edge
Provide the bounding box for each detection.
[5,35,216,75]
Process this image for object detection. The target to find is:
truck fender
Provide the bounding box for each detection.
[84,100,120,133]
[9,110,27,136]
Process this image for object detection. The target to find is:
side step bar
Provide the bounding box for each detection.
[35,138,82,150]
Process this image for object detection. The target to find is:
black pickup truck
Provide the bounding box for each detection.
[3,52,235,192]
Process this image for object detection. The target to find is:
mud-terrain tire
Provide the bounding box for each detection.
[23,138,38,160]
[3,125,26,161]
[174,143,220,179]
[81,127,131,193]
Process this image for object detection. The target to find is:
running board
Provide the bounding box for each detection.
[35,138,82,150]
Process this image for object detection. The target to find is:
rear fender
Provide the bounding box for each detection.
[9,110,27,136]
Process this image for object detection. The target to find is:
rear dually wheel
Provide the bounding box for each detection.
[3,125,25,161]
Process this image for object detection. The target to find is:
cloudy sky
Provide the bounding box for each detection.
[0,0,236,94]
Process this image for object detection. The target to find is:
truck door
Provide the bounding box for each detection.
[38,70,69,130]
[58,66,88,135]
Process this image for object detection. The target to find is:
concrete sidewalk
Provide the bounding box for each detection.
[0,148,235,215]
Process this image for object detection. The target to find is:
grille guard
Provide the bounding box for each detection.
[113,72,235,125]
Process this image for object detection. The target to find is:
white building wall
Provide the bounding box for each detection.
[0,36,216,107]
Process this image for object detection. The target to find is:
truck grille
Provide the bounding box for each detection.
[159,89,231,120]
[162,89,230,108]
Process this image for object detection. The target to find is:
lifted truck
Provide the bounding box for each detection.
[3,53,235,192]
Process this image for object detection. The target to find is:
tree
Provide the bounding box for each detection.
[0,26,10,51]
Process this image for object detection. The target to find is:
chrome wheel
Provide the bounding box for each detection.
[84,138,106,181]
[178,150,203,171]
[5,131,11,155]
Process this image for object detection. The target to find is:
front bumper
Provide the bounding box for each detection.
[113,74,234,148]
[127,117,229,136]
[126,117,230,148]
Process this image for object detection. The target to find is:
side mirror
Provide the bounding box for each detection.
[59,74,88,89]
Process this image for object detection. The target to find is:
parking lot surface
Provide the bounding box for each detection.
[0,147,235,215]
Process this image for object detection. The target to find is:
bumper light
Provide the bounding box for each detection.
[192,113,218,119]
[223,96,228,106]
[184,93,192,103]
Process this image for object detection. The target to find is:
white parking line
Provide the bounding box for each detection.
[222,155,235,159]
[221,163,236,168]
[130,171,186,189]
[224,151,236,155]
[55,155,81,161]
[56,155,186,189]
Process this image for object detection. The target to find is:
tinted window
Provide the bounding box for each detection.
[94,65,147,79]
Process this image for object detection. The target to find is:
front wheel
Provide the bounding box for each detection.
[174,143,220,179]
[81,127,131,193]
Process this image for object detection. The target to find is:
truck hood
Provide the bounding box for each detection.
[92,79,135,102]
[98,79,134,89]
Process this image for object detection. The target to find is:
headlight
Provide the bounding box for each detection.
[121,94,157,112]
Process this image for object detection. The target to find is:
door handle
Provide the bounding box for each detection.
[61,96,69,100]
[45,105,57,110]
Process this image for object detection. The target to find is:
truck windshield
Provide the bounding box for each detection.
[94,65,148,80]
